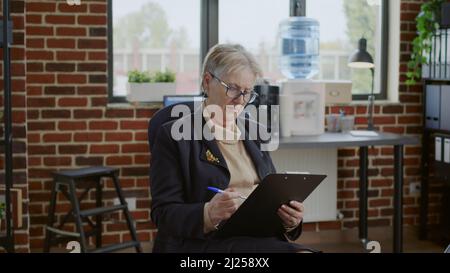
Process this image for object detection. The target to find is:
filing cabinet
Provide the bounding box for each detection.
[425,85,441,129]
[420,23,450,241]
[433,135,450,245]
[440,85,450,131]
[425,84,450,130]
[434,135,450,182]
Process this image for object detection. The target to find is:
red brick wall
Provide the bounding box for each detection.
[8,0,441,252]
[25,0,154,251]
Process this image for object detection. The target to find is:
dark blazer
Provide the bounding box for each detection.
[149,107,303,253]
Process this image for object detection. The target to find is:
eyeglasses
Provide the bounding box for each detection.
[209,72,258,104]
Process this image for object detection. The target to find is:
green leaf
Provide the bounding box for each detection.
[128,70,152,83]
[153,69,176,83]
[406,79,416,85]
[406,0,442,84]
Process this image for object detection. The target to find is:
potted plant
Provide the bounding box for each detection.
[126,69,177,102]
[406,0,444,85]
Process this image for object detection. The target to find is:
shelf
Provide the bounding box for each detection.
[424,79,450,84]
[420,78,450,240]
[424,128,450,134]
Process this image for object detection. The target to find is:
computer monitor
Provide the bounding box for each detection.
[163,95,204,107]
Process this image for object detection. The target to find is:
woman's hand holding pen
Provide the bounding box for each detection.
[206,188,242,227]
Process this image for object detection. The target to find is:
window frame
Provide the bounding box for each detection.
[108,0,123,103]
[107,0,210,103]
[351,0,389,101]
[107,0,389,102]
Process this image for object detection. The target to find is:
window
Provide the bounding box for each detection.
[108,0,201,102]
[218,0,388,99]
[109,0,388,102]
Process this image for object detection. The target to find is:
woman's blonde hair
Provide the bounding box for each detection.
[201,44,263,82]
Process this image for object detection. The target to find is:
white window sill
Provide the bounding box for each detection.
[107,102,163,110]
[348,99,400,106]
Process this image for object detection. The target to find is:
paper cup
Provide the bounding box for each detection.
[340,116,355,133]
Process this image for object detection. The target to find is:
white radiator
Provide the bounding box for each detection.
[270,148,338,223]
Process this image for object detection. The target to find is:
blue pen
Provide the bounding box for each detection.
[207,187,247,200]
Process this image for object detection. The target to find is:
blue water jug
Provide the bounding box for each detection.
[279,17,320,79]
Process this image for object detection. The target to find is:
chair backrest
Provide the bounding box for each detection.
[148,101,196,151]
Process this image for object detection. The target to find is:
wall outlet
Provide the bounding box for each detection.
[113,197,137,210]
[409,182,421,195]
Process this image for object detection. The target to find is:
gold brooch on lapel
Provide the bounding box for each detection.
[206,149,220,164]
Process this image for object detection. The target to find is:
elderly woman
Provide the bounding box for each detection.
[150,44,308,253]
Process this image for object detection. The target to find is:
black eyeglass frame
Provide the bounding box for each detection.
[208,71,259,104]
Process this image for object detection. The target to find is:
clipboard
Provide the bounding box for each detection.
[213,173,327,238]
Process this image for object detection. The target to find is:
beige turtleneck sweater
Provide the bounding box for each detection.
[201,104,298,234]
[202,104,260,233]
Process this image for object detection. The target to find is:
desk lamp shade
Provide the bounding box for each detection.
[348,38,374,69]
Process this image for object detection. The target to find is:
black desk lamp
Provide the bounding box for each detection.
[348,38,375,131]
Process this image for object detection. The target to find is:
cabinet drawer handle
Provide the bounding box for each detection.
[330,91,341,97]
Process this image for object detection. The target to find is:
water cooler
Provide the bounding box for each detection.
[278,0,324,137]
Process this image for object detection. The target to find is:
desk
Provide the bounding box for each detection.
[277,132,419,253]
